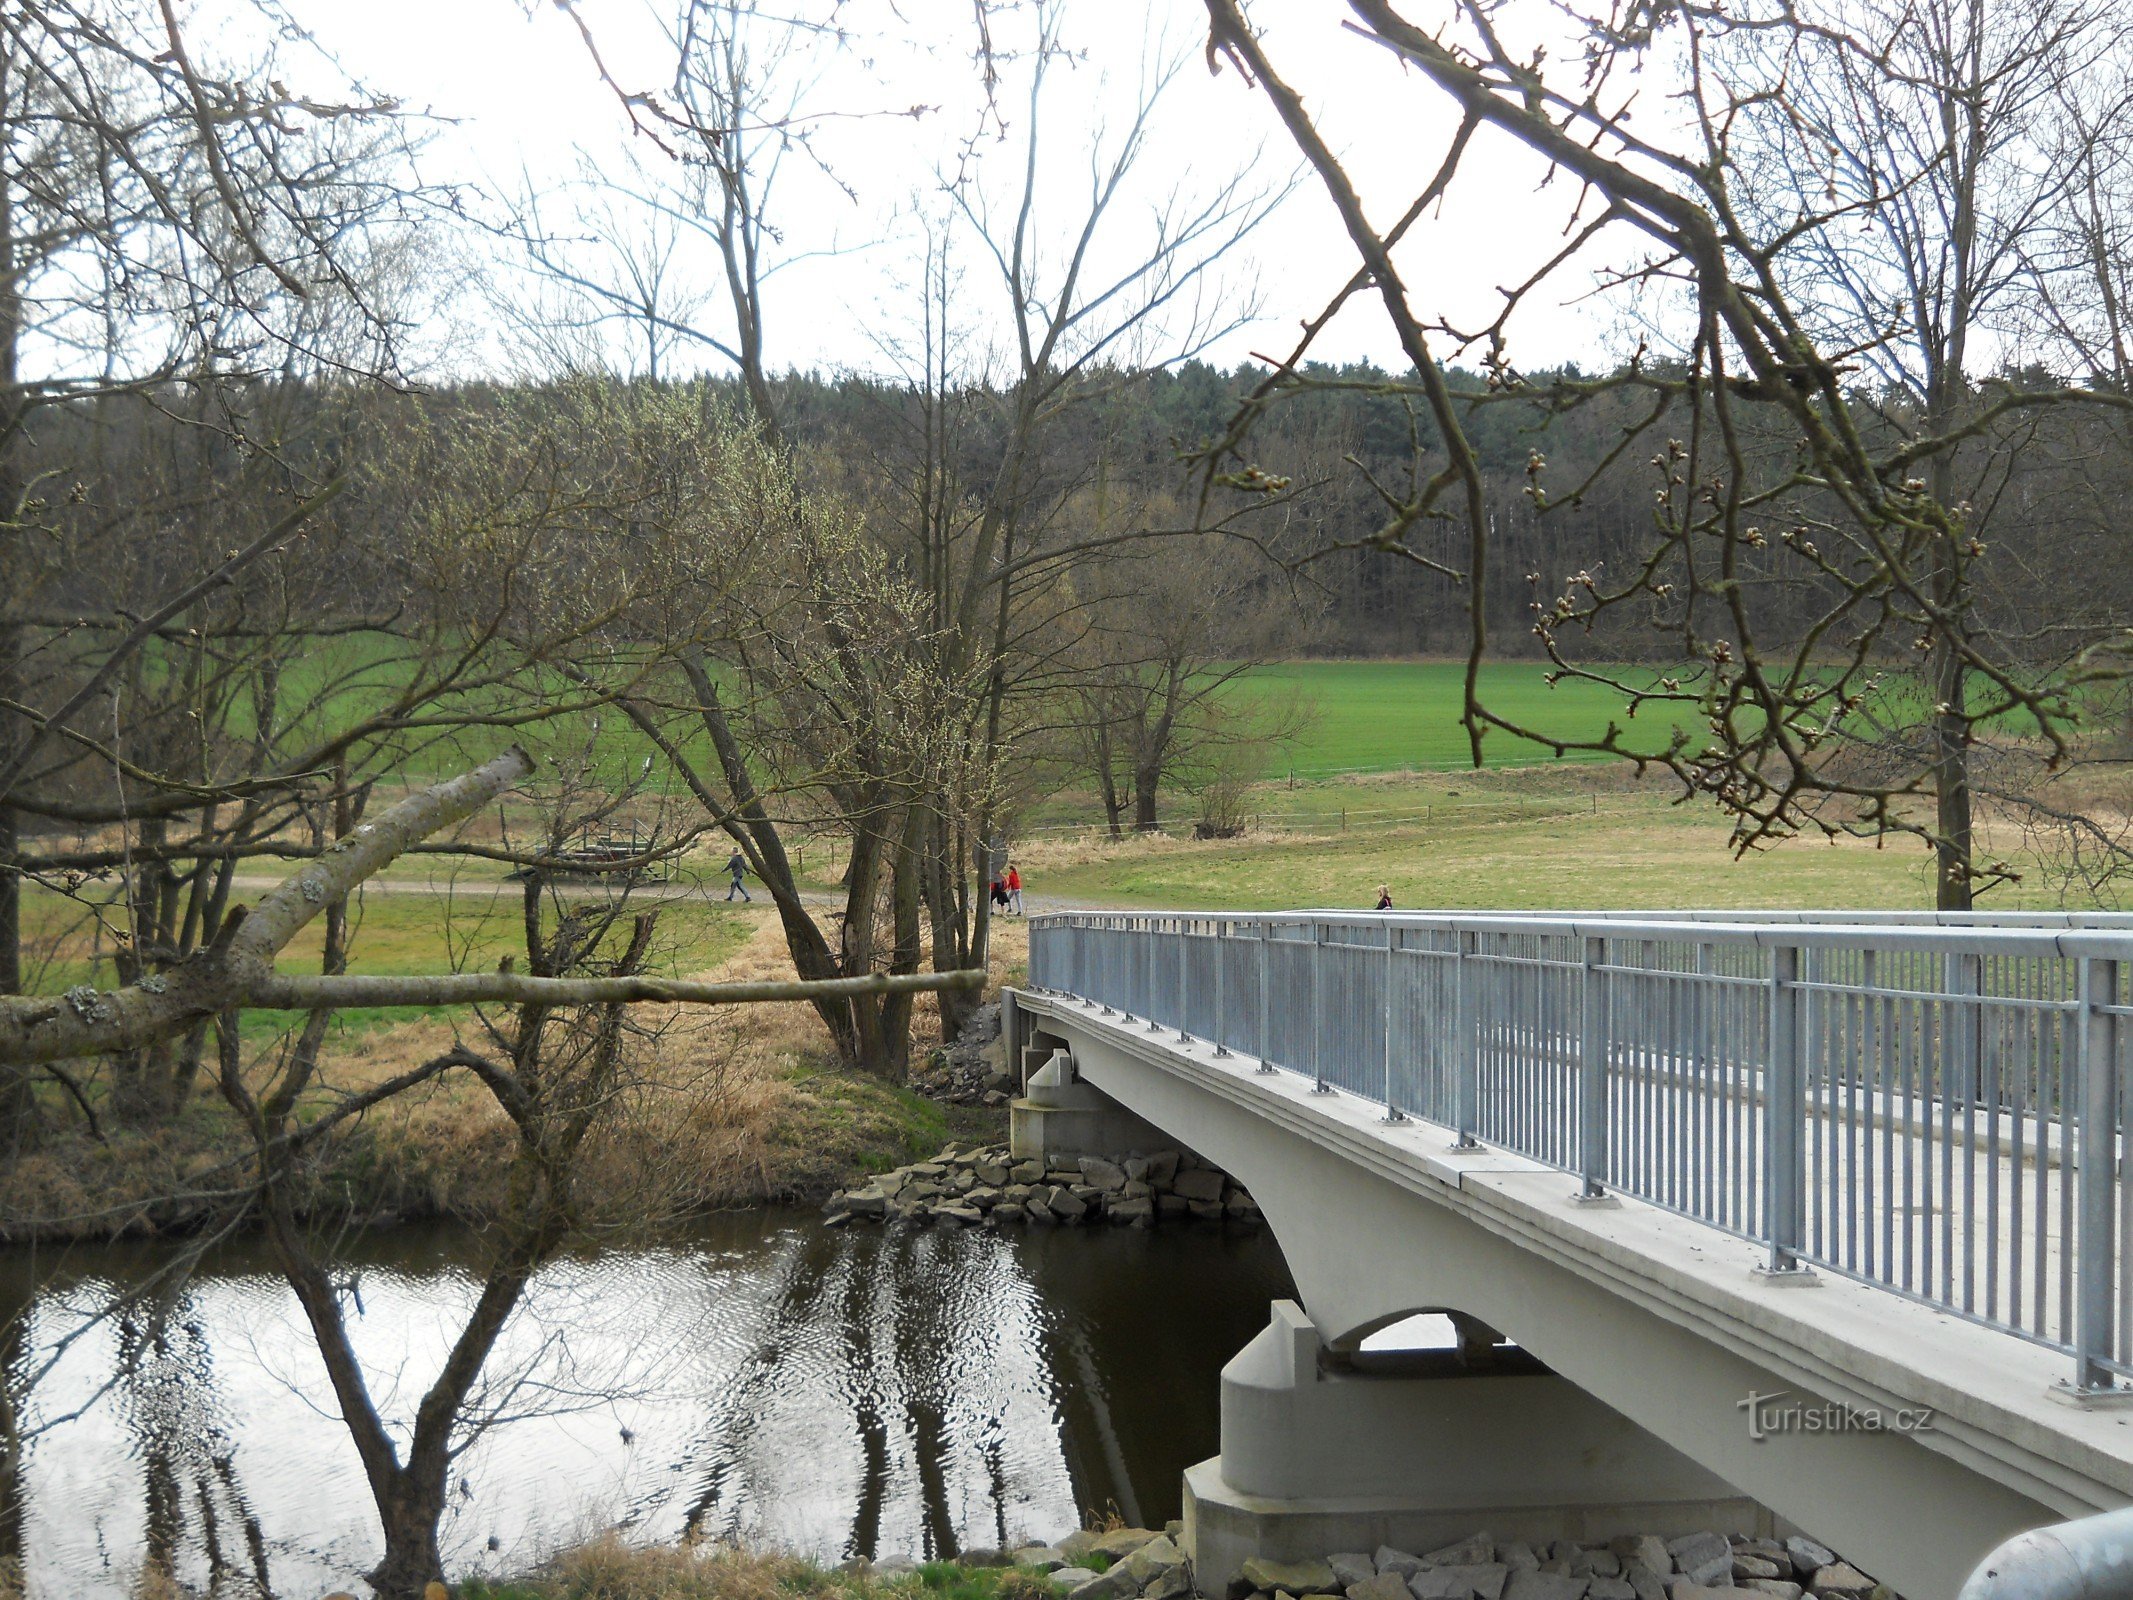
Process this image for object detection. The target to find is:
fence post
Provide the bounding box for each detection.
[2074,956,2121,1394]
[1145,920,1164,1032]
[1763,944,1810,1276]
[1454,929,1479,1148]
[1580,934,1608,1200]
[1213,917,1231,1056]
[1177,920,1191,1043]
[1383,920,1405,1123]
[1311,922,1332,1093]
[1946,951,1982,1105]
[1258,919,1276,1074]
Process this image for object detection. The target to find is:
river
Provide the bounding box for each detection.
[0,1212,1296,1598]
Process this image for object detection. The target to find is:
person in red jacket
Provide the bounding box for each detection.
[1006,864,1023,915]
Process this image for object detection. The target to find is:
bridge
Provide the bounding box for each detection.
[1009,910,2133,1600]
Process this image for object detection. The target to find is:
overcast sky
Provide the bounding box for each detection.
[282,0,1639,382]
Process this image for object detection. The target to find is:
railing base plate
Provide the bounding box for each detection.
[1571,1191,1621,1209]
[2050,1380,2133,1409]
[1752,1264,1822,1287]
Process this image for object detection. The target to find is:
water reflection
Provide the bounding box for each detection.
[0,1214,1293,1598]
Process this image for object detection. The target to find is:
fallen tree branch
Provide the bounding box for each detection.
[251,968,990,1010]
[0,747,534,1067]
[1,745,993,1069]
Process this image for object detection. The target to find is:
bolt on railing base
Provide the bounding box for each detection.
[1310,1080,1335,1096]
[1571,1190,1620,1209]
[1256,1060,1277,1075]
[1752,1263,1821,1286]
[1450,1134,1479,1151]
[1380,1107,1408,1125]
[1212,1045,1231,1057]
[2048,1379,2133,1409]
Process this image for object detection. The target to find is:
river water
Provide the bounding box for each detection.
[0,1212,1296,1599]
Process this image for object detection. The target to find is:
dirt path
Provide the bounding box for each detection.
[222,873,1083,915]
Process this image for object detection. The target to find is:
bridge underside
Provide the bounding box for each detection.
[1011,991,2133,1600]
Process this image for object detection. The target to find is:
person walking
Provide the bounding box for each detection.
[1006,863,1023,915]
[1375,884,1393,911]
[725,848,752,902]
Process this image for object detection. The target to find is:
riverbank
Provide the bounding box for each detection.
[461,1543,1063,1600]
[460,1521,1898,1600]
[0,920,1017,1243]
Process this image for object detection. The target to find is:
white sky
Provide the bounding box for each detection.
[283,0,1644,381]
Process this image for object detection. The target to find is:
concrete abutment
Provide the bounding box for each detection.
[1186,1299,1764,1590]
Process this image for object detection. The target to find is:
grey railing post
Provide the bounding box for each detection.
[1580,933,1608,1199]
[1258,919,1275,1073]
[1311,922,1333,1093]
[1177,918,1191,1042]
[1764,943,1809,1276]
[1947,950,1982,1105]
[1383,920,1405,1123]
[1454,929,1479,1148]
[1213,917,1231,1056]
[1145,920,1163,1032]
[2074,956,2121,1395]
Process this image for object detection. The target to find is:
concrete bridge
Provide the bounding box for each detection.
[1009,911,2133,1600]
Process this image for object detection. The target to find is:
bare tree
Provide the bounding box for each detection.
[538,0,1281,1055]
[1192,0,2133,906]
[0,0,414,1138]
[1070,533,1299,835]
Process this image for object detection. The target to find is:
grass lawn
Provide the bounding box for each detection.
[1017,766,2087,914]
[1229,660,1700,777]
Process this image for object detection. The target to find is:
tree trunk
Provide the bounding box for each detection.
[921,809,981,1044]
[1931,625,1974,912]
[368,1470,449,1600]
[0,114,35,1156]
[1133,764,1161,833]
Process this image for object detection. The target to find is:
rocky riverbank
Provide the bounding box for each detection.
[822,1141,1263,1229]
[448,1521,1895,1600]
[988,1525,1893,1600]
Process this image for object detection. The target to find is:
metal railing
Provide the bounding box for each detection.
[1025,909,2133,1394]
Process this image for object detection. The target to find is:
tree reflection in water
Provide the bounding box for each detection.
[0,1213,1291,1597]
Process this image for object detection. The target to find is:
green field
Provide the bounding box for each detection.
[1228,660,1700,778]
[1030,788,1954,912]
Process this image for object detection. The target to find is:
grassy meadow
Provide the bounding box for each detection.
[1233,659,1702,777]
[1016,770,1956,912]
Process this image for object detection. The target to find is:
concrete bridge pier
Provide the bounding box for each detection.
[1002,1024,1767,1586]
[1186,1300,1763,1590]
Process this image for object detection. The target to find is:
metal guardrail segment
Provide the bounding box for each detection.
[1026,910,2133,1394]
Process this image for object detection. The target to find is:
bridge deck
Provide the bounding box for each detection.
[1016,985,2133,1522]
[1027,910,2133,1387]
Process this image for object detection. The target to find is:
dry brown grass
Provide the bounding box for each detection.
[478,1537,1057,1600]
[1,910,1010,1240]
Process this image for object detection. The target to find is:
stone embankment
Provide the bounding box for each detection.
[989,1526,1892,1600]
[822,1142,1262,1230]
